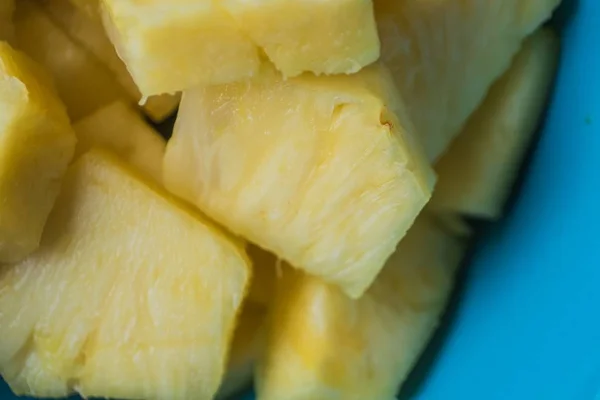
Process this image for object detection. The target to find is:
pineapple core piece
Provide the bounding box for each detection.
[14,0,129,121]
[0,151,250,400]
[99,0,379,95]
[431,29,560,219]
[0,0,14,41]
[73,101,166,183]
[256,215,466,400]
[0,42,75,262]
[216,304,266,399]
[40,0,180,122]
[376,0,561,161]
[164,64,435,299]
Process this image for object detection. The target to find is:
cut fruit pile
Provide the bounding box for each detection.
[0,1,561,399]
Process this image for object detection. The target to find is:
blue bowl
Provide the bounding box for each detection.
[2,1,597,399]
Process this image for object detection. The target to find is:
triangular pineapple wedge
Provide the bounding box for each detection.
[0,151,250,400]
[376,0,561,161]
[217,303,266,399]
[40,0,180,122]
[73,101,166,183]
[431,29,560,219]
[99,0,379,95]
[0,41,76,262]
[256,215,466,400]
[0,0,14,41]
[164,63,435,299]
[13,0,129,121]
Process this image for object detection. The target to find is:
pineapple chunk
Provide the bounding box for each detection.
[73,101,166,182]
[256,215,466,399]
[376,0,561,161]
[431,29,560,219]
[14,0,129,121]
[0,151,250,400]
[0,42,75,262]
[68,0,98,16]
[99,0,379,96]
[246,244,279,307]
[0,0,14,41]
[164,64,435,299]
[221,0,380,78]
[217,304,266,399]
[40,0,180,122]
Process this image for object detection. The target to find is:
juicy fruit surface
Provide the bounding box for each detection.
[256,215,465,400]
[40,0,180,122]
[73,101,166,182]
[100,0,379,95]
[431,29,560,219]
[0,151,250,400]
[164,64,435,299]
[376,0,561,161]
[217,304,266,399]
[14,0,129,121]
[0,41,76,262]
[221,0,380,78]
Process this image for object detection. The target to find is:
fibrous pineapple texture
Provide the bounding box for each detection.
[0,151,250,400]
[256,215,466,400]
[99,0,380,95]
[40,0,180,122]
[431,29,559,219]
[14,0,129,120]
[0,42,76,262]
[73,101,166,182]
[164,64,435,299]
[376,0,561,161]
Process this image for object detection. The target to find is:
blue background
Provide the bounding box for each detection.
[2,0,598,399]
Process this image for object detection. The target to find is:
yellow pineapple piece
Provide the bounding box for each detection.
[217,304,266,399]
[99,0,380,96]
[221,0,380,78]
[100,0,261,96]
[14,0,129,121]
[376,0,561,161]
[246,244,279,307]
[73,101,166,183]
[0,42,76,262]
[0,0,14,41]
[256,215,466,399]
[40,0,180,122]
[431,29,560,219]
[0,150,250,400]
[164,64,435,299]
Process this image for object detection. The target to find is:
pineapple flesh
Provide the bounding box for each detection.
[164,64,435,299]
[376,0,561,161]
[431,29,560,219]
[0,42,76,262]
[40,0,180,122]
[0,151,250,400]
[217,303,266,399]
[256,215,466,400]
[221,0,380,78]
[14,0,129,121]
[73,101,166,183]
[99,0,380,96]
